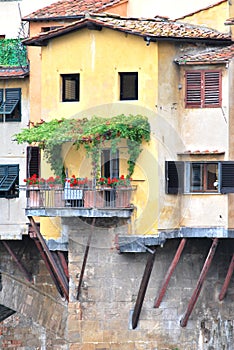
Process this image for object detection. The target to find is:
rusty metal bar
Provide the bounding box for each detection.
[57,251,69,279]
[33,238,64,297]
[154,238,187,308]
[180,238,219,327]
[219,253,234,301]
[28,216,69,300]
[1,241,33,283]
[132,249,156,330]
[76,218,95,300]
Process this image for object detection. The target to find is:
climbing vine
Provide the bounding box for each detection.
[0,39,27,67]
[14,114,151,178]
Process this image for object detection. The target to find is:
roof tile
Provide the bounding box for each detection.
[23,14,231,46]
[0,67,29,79]
[23,0,126,20]
[175,44,234,65]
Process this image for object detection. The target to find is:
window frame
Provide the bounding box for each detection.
[185,162,219,193]
[119,72,138,101]
[166,161,234,194]
[0,88,21,122]
[185,70,222,108]
[61,74,80,102]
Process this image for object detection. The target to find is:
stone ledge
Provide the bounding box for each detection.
[117,227,234,252]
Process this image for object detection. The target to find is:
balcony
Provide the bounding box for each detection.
[24,185,135,218]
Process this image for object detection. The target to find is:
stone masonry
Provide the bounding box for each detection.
[0,226,233,349]
[64,218,234,350]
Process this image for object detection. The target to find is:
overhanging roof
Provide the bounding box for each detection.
[23,14,232,47]
[23,0,128,21]
[175,44,234,65]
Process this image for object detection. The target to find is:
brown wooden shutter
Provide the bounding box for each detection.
[185,71,202,108]
[220,161,234,193]
[27,146,40,178]
[165,161,184,194]
[204,71,221,107]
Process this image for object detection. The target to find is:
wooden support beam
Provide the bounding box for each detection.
[132,249,156,330]
[28,216,69,301]
[219,253,234,301]
[180,238,219,327]
[51,251,69,286]
[76,218,95,300]
[33,238,64,297]
[154,238,186,308]
[57,251,69,279]
[1,241,33,283]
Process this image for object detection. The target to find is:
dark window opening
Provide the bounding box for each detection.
[101,149,119,204]
[119,72,138,100]
[61,74,79,102]
[27,146,40,178]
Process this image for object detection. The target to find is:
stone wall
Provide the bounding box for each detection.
[0,227,233,350]
[64,218,234,350]
[0,237,67,350]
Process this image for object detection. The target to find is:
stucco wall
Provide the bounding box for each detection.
[0,78,29,239]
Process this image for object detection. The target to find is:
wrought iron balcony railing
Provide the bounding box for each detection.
[24,185,136,210]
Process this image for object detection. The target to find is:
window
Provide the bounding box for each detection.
[27,146,40,178]
[186,162,218,192]
[166,161,234,194]
[0,88,21,122]
[119,72,138,100]
[185,70,221,108]
[61,74,79,102]
[101,149,119,178]
[0,164,19,198]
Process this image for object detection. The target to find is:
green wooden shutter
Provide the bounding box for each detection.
[0,88,20,114]
[0,165,19,191]
[220,162,234,193]
[165,161,184,194]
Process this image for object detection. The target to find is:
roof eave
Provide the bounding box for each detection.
[22,15,84,22]
[175,60,228,65]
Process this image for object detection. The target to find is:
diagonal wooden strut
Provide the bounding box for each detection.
[132,249,156,330]
[219,253,234,301]
[28,216,69,301]
[180,238,219,327]
[76,218,96,300]
[154,238,187,308]
[1,241,33,282]
[33,238,64,297]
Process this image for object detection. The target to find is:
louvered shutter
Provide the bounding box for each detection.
[185,71,202,108]
[204,71,221,107]
[220,162,234,193]
[0,165,19,191]
[27,146,40,178]
[165,161,184,194]
[62,75,79,102]
[1,88,21,114]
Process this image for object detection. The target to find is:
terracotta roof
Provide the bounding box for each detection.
[175,44,234,65]
[0,67,29,79]
[175,0,227,21]
[23,14,232,46]
[23,0,127,21]
[178,150,225,155]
